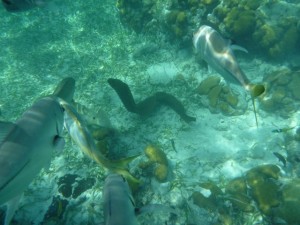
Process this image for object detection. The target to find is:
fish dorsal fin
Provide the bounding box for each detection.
[231,44,248,53]
[0,121,15,144]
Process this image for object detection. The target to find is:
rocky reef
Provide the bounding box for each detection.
[138,144,170,183]
[190,164,300,224]
[195,76,248,116]
[116,0,300,59]
[258,68,300,118]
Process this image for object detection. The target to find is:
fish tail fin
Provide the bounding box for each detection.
[246,83,265,127]
[247,83,265,98]
[109,154,141,169]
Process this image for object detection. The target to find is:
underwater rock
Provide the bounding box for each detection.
[288,71,300,100]
[147,62,179,85]
[196,76,221,95]
[116,0,153,33]
[154,164,168,183]
[144,144,168,165]
[43,196,69,223]
[191,181,224,212]
[275,179,300,224]
[259,69,300,117]
[271,88,286,102]
[196,77,246,116]
[191,191,219,212]
[222,91,238,108]
[225,177,255,212]
[249,178,281,215]
[199,181,223,196]
[208,86,222,108]
[226,177,247,194]
[116,0,300,60]
[224,7,256,37]
[245,164,282,215]
[58,174,95,199]
[139,144,170,183]
[246,164,281,182]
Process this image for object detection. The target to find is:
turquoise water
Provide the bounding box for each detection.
[1,0,300,224]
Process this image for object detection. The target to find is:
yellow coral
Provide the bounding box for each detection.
[176,11,187,24]
[196,76,221,95]
[250,179,281,215]
[144,145,168,165]
[208,85,222,107]
[154,164,168,182]
[246,164,280,182]
[254,24,277,48]
[223,92,238,107]
[275,179,300,224]
[142,145,169,183]
[224,7,256,37]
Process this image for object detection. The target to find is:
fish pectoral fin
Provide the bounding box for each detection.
[4,194,22,225]
[0,121,15,143]
[230,44,248,53]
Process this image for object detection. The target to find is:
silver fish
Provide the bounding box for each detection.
[0,96,65,225]
[103,173,138,225]
[59,99,103,163]
[59,99,140,170]
[193,25,265,97]
[1,0,45,12]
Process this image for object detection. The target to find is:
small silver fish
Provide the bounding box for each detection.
[59,99,138,170]
[0,96,65,225]
[193,25,265,97]
[103,174,138,225]
[59,99,104,163]
[1,0,45,12]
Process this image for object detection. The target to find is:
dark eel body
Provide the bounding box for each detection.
[108,78,196,123]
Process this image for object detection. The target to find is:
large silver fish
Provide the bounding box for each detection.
[193,25,265,98]
[1,0,45,12]
[103,173,138,225]
[0,96,65,225]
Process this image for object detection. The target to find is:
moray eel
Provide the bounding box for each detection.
[108,78,196,123]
